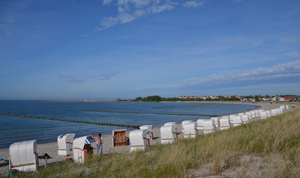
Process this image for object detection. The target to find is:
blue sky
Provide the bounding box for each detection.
[0,0,300,100]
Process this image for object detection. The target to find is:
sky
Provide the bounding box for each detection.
[0,0,300,100]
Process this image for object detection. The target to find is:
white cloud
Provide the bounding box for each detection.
[183,1,204,8]
[137,60,300,90]
[103,0,114,5]
[285,52,299,58]
[252,41,263,47]
[100,0,199,29]
[280,36,299,43]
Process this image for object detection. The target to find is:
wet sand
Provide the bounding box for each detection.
[0,102,295,174]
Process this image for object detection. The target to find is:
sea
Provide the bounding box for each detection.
[0,100,259,148]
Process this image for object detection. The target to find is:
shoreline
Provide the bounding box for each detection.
[0,102,293,174]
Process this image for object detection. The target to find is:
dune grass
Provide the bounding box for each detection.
[13,108,300,178]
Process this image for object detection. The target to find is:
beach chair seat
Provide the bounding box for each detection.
[112,129,129,147]
[57,133,75,156]
[139,125,153,140]
[9,140,38,172]
[160,125,178,144]
[183,122,197,138]
[129,129,150,152]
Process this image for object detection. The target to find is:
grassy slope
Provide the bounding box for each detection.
[15,108,300,178]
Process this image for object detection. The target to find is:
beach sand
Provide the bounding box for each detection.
[0,102,295,174]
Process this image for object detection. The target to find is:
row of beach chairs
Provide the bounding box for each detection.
[7,105,290,172]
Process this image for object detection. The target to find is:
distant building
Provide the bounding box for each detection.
[201,96,219,100]
[179,96,199,99]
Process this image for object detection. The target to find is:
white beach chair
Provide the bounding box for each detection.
[271,109,278,116]
[266,110,271,117]
[280,105,285,110]
[232,116,243,127]
[160,125,177,144]
[57,133,75,156]
[260,111,268,119]
[196,119,206,134]
[250,111,256,118]
[9,140,38,172]
[164,122,177,134]
[211,117,220,131]
[241,115,249,124]
[182,120,193,132]
[183,122,197,138]
[219,118,231,130]
[286,105,289,110]
[73,136,89,163]
[139,125,153,140]
[203,120,215,134]
[276,108,283,114]
[129,129,150,152]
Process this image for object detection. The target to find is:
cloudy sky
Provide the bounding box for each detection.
[0,0,299,100]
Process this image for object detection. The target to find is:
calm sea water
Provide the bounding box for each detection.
[0,100,258,148]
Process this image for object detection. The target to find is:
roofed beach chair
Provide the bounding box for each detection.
[219,118,231,130]
[266,110,271,117]
[280,105,285,110]
[203,120,215,134]
[254,110,260,117]
[164,122,178,135]
[183,122,197,138]
[260,111,268,119]
[286,105,289,109]
[250,111,256,118]
[276,108,283,114]
[57,133,75,156]
[9,140,38,172]
[271,109,278,116]
[73,136,93,163]
[182,120,193,132]
[232,116,243,127]
[196,119,206,135]
[129,129,150,152]
[241,115,249,124]
[160,125,178,144]
[211,117,220,131]
[139,125,153,140]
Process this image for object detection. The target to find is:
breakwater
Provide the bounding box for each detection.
[0,113,139,128]
[82,110,219,117]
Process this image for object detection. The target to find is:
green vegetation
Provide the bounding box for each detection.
[12,108,300,177]
[133,95,242,102]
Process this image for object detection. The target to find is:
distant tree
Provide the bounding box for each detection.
[255,95,259,102]
[145,95,161,102]
[218,96,225,101]
[265,95,270,98]
[135,97,143,101]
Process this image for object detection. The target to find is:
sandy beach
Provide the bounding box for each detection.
[0,102,295,174]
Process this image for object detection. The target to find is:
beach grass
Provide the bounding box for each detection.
[12,108,300,178]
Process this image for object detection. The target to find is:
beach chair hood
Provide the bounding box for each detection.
[9,140,38,172]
